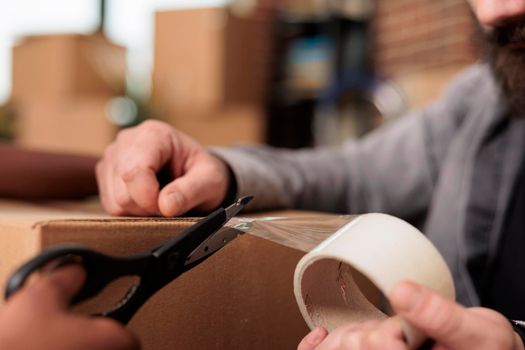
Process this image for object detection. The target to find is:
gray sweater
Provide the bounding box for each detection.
[215,63,525,306]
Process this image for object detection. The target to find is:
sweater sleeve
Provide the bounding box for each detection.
[212,64,488,218]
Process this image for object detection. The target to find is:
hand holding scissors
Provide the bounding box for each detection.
[5,196,253,324]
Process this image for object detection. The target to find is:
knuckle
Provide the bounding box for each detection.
[140,119,171,135]
[365,331,383,348]
[140,119,162,129]
[469,309,516,347]
[339,329,362,349]
[340,323,360,333]
[159,131,173,147]
[202,161,228,190]
[114,190,134,208]
[106,204,126,216]
[25,277,56,300]
[119,164,144,182]
[99,196,119,215]
[208,170,226,189]
[416,291,459,334]
[115,128,132,143]
[369,331,402,350]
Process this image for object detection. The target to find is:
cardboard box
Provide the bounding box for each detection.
[11,34,126,101]
[152,8,226,113]
[13,96,117,155]
[10,34,126,155]
[164,105,264,146]
[0,201,318,349]
[151,7,271,113]
[151,7,272,147]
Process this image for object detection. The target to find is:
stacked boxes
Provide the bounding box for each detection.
[11,34,126,155]
[151,7,270,146]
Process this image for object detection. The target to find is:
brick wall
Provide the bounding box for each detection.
[374,0,476,75]
[373,0,478,107]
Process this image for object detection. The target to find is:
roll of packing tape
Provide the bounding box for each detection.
[293,213,455,348]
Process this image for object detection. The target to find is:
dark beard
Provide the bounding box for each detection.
[478,20,525,116]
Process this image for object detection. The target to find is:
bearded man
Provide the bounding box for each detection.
[92,0,525,349]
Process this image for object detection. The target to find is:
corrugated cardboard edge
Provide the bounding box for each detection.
[38,218,200,255]
[33,215,332,254]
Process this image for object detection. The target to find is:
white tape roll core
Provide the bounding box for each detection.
[293,213,455,348]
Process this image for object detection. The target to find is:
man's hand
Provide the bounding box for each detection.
[298,318,406,350]
[298,281,525,350]
[0,264,139,350]
[96,120,231,216]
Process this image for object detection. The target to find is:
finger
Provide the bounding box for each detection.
[297,327,328,350]
[369,317,406,338]
[361,318,408,350]
[22,264,86,309]
[113,174,152,216]
[315,319,406,350]
[117,124,174,214]
[158,159,227,217]
[389,281,472,348]
[120,165,160,215]
[96,148,126,216]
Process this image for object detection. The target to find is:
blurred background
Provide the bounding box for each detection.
[0,0,476,155]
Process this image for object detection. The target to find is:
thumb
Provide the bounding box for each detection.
[158,160,228,217]
[297,327,328,350]
[389,281,472,349]
[22,264,86,309]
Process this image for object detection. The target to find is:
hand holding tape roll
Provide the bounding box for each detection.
[293,213,455,349]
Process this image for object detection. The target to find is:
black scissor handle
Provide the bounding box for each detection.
[5,244,151,305]
[5,196,254,325]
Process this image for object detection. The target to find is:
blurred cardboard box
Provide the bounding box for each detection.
[223,10,272,108]
[152,8,225,113]
[153,7,271,112]
[10,34,126,155]
[13,97,117,155]
[11,34,126,101]
[0,201,316,349]
[165,105,265,146]
[151,7,271,146]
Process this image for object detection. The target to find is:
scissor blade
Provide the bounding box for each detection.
[185,196,253,265]
[225,195,253,220]
[185,227,243,265]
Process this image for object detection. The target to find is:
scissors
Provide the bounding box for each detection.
[4,195,253,324]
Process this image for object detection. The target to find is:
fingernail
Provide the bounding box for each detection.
[305,327,326,345]
[390,281,423,313]
[165,191,184,215]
